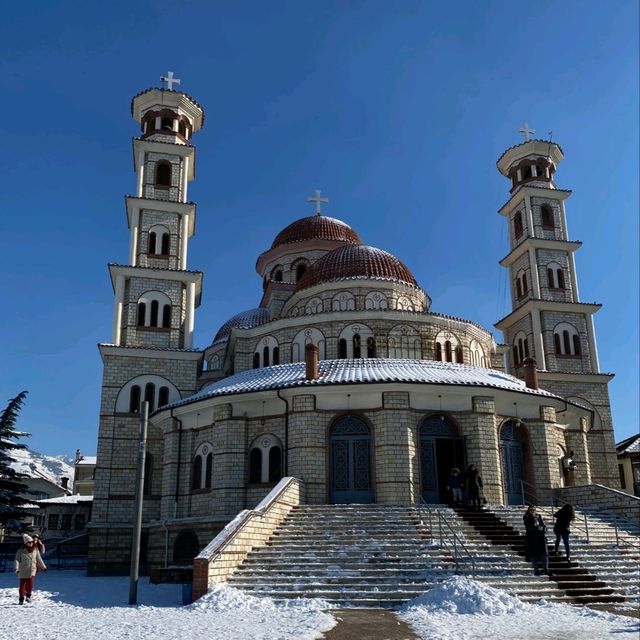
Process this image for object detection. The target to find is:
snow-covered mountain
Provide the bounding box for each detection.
[7,447,75,489]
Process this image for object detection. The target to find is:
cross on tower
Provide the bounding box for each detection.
[518,122,535,142]
[308,189,329,216]
[160,71,181,91]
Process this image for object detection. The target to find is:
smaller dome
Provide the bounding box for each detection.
[271,215,362,249]
[295,244,418,292]
[212,308,269,345]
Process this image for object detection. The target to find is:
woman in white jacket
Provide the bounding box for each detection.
[14,534,46,604]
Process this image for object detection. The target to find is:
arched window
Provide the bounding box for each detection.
[274,269,282,281]
[445,341,453,362]
[389,325,421,359]
[513,212,523,239]
[158,386,169,407]
[160,233,170,255]
[516,278,522,298]
[178,120,186,137]
[470,340,486,368]
[161,117,173,131]
[522,273,528,294]
[150,300,159,327]
[263,345,270,367]
[148,232,157,254]
[536,162,547,179]
[155,161,171,187]
[137,302,146,326]
[547,268,555,289]
[162,304,171,328]
[332,292,355,311]
[338,338,347,359]
[249,448,262,483]
[273,346,279,365]
[366,337,376,358]
[191,456,202,490]
[557,269,565,289]
[554,333,562,354]
[455,345,464,364]
[205,453,213,489]
[129,385,141,413]
[144,383,155,412]
[253,352,260,369]
[541,205,554,229]
[365,291,388,310]
[513,332,529,366]
[563,330,571,354]
[353,334,361,358]
[522,165,532,180]
[573,334,581,355]
[295,263,307,281]
[435,342,442,361]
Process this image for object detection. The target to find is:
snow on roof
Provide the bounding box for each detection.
[616,434,640,455]
[160,358,558,412]
[77,456,97,465]
[37,495,93,505]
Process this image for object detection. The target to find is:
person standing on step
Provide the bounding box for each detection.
[523,505,549,576]
[447,467,463,506]
[14,533,47,604]
[466,464,483,509]
[553,503,575,562]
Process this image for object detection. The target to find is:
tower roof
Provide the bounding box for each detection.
[131,88,205,130]
[497,139,564,176]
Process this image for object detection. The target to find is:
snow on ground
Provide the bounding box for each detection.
[0,570,336,640]
[397,576,640,640]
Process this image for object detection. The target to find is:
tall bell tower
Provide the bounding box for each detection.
[89,74,206,575]
[495,126,619,487]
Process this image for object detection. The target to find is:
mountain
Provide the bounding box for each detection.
[7,447,75,490]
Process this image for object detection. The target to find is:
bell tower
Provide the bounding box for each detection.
[494,126,619,487]
[89,74,206,575]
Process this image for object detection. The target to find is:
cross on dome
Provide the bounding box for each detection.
[518,122,535,142]
[160,71,181,91]
[308,190,329,216]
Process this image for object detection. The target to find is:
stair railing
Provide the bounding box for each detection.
[582,508,640,549]
[549,499,590,544]
[519,479,537,506]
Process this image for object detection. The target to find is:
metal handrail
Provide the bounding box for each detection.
[581,508,640,549]
[549,498,590,544]
[519,479,537,506]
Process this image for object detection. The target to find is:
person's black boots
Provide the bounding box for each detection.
[26,593,31,602]
[18,596,24,605]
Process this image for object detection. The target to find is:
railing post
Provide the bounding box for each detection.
[438,513,443,545]
[583,512,590,544]
[614,519,619,547]
[520,480,525,506]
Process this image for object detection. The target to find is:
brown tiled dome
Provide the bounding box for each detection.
[212,308,269,344]
[295,245,418,292]
[271,215,362,249]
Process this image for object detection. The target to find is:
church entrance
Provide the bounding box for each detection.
[329,415,373,504]
[419,416,465,504]
[500,420,526,505]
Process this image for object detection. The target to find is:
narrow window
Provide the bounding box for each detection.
[129,385,141,413]
[162,304,171,328]
[518,338,524,363]
[205,453,213,489]
[158,386,169,407]
[557,269,565,289]
[516,279,522,298]
[522,273,528,295]
[144,382,155,412]
[554,333,562,354]
[249,448,262,483]
[563,330,571,354]
[146,116,156,133]
[274,269,283,281]
[514,212,523,239]
[513,345,519,366]
[455,346,464,364]
[263,346,270,367]
[547,268,555,289]
[253,352,260,369]
[445,341,453,362]
[296,263,307,281]
[537,163,547,179]
[366,337,376,358]
[268,447,282,483]
[150,300,159,327]
[149,232,157,254]
[338,338,347,359]
[192,456,202,490]
[541,205,554,229]
[178,121,186,137]
[353,334,361,358]
[155,161,171,187]
[137,302,146,326]
[435,342,442,361]
[161,233,170,255]
[273,346,279,365]
[522,165,532,180]
[573,334,581,356]
[524,338,530,358]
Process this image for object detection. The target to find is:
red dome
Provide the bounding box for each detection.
[295,245,418,291]
[271,215,362,249]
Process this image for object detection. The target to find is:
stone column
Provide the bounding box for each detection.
[213,404,246,512]
[528,406,559,505]
[129,207,140,266]
[181,155,189,203]
[180,214,189,269]
[184,281,196,348]
[564,417,592,486]
[111,274,125,345]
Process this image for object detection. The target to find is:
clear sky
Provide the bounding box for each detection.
[1,1,638,457]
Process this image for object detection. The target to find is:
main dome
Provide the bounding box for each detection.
[212,308,270,345]
[271,215,362,249]
[295,244,418,291]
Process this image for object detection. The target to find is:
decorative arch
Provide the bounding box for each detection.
[541,204,555,229]
[292,327,326,362]
[546,262,565,289]
[137,290,172,329]
[148,224,170,256]
[192,442,213,491]
[365,291,388,310]
[388,325,421,359]
[248,434,283,484]
[513,211,524,239]
[566,396,602,431]
[155,160,172,188]
[338,324,374,359]
[395,296,413,311]
[253,335,279,368]
[434,331,462,363]
[332,292,355,311]
[116,375,180,413]
[270,265,284,282]
[512,330,530,366]
[553,322,581,356]
[172,530,199,564]
[291,258,310,283]
[305,297,323,315]
[469,340,487,367]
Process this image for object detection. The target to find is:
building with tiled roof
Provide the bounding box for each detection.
[616,434,640,497]
[89,78,621,578]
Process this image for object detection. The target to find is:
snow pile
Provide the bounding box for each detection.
[400,575,526,615]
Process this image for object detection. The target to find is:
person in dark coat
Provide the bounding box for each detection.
[523,505,549,575]
[553,503,575,561]
[447,467,463,505]
[466,464,483,509]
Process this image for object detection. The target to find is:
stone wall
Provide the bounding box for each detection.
[553,484,640,524]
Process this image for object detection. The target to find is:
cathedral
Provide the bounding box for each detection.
[88,79,620,575]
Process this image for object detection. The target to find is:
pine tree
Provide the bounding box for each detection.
[0,391,32,526]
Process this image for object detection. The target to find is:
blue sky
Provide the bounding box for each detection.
[1,1,638,457]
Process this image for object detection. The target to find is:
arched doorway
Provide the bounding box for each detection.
[419,416,465,503]
[173,530,199,565]
[500,420,526,505]
[329,415,373,504]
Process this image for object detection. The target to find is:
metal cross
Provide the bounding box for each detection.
[519,122,535,142]
[308,190,329,215]
[160,71,181,91]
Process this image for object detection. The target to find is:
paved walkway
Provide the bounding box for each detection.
[322,609,418,640]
